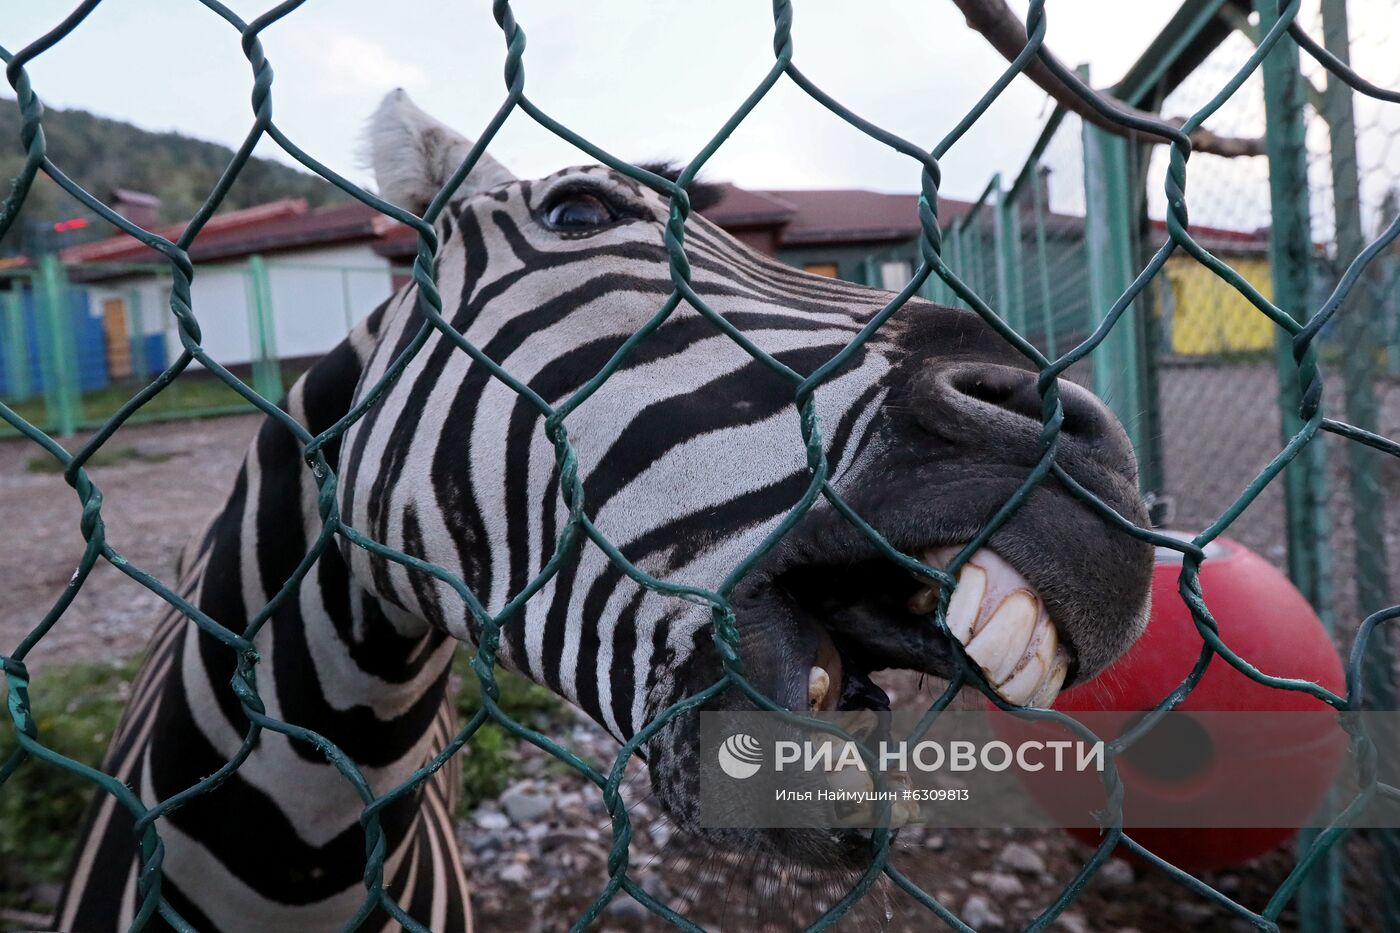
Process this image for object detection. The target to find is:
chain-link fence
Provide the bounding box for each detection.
[2,0,1399,930]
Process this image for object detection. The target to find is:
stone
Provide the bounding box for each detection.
[501,785,553,824]
[1056,911,1090,933]
[604,896,649,924]
[972,870,1024,898]
[1098,858,1134,889]
[1173,901,1217,924]
[498,862,530,885]
[997,841,1047,875]
[962,894,1004,930]
[473,808,510,831]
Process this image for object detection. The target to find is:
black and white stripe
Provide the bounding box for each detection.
[57,92,908,931]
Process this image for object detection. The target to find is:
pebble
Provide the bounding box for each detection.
[962,894,1004,930]
[497,862,530,885]
[972,870,1024,898]
[474,808,510,831]
[1098,858,1135,889]
[1056,910,1089,933]
[501,782,554,824]
[997,841,1047,875]
[1173,901,1217,924]
[603,896,649,924]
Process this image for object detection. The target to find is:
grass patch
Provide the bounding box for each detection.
[451,652,572,813]
[25,445,175,474]
[2,364,313,436]
[0,657,139,909]
[0,651,570,909]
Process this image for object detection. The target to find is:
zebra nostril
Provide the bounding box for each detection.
[948,366,1044,422]
[918,362,1116,447]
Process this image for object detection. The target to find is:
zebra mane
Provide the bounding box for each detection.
[637,162,725,213]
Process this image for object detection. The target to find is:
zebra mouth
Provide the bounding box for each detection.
[779,544,1074,710]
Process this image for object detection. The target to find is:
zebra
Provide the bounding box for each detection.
[55,89,1153,931]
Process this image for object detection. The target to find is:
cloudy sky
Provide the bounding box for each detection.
[2,1,1191,206]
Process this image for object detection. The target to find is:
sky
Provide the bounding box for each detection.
[1,1,1188,207]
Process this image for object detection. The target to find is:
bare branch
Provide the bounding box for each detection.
[951,0,1266,158]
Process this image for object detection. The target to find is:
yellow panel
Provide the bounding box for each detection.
[1163,256,1276,356]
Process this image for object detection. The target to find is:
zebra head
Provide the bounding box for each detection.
[355,91,1152,864]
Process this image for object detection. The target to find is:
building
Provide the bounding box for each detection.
[12,179,1274,408]
[701,183,1274,357]
[60,196,408,382]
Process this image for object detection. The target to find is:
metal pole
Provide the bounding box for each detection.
[1319,4,1398,930]
[1030,164,1058,360]
[37,255,78,436]
[244,255,283,401]
[1256,2,1340,929]
[995,174,1026,334]
[949,226,965,309]
[1081,65,1146,469]
[3,287,31,403]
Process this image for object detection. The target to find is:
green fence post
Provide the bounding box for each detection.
[244,255,283,402]
[995,174,1025,334]
[1080,68,1146,468]
[1029,164,1058,359]
[949,226,965,308]
[1257,3,1340,929]
[3,287,31,403]
[37,254,78,436]
[1319,4,1398,931]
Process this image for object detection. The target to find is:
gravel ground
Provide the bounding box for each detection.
[2,361,1397,930]
[0,414,263,670]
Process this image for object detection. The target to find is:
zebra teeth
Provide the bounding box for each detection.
[808,667,831,711]
[911,547,1073,708]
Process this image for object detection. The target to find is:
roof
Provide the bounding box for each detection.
[702,185,978,247]
[51,181,1271,271]
[110,188,162,208]
[60,199,407,267]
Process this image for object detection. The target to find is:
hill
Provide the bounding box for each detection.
[0,100,343,256]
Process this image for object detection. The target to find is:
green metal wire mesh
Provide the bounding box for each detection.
[2,1,1400,930]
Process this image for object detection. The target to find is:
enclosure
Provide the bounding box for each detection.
[2,0,1400,931]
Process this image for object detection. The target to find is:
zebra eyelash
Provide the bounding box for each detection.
[534,180,651,231]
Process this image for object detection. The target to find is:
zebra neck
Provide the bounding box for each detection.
[155,335,461,856]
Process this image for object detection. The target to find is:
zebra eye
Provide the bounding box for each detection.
[544,193,615,229]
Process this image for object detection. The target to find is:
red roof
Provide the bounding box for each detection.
[54,183,1271,270]
[60,199,407,266]
[702,185,984,247]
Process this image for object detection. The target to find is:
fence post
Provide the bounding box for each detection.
[37,254,78,436]
[244,255,283,402]
[994,174,1025,334]
[2,287,31,403]
[1319,4,1399,930]
[1080,69,1146,469]
[949,225,965,308]
[1256,2,1340,930]
[1028,164,1058,359]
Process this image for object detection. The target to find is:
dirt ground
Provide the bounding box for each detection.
[2,361,1398,931]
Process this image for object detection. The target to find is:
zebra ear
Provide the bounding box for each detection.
[368,89,516,215]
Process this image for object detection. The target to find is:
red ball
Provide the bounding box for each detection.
[1051,536,1348,870]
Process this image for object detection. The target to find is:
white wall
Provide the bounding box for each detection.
[84,244,397,370]
[264,244,396,362]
